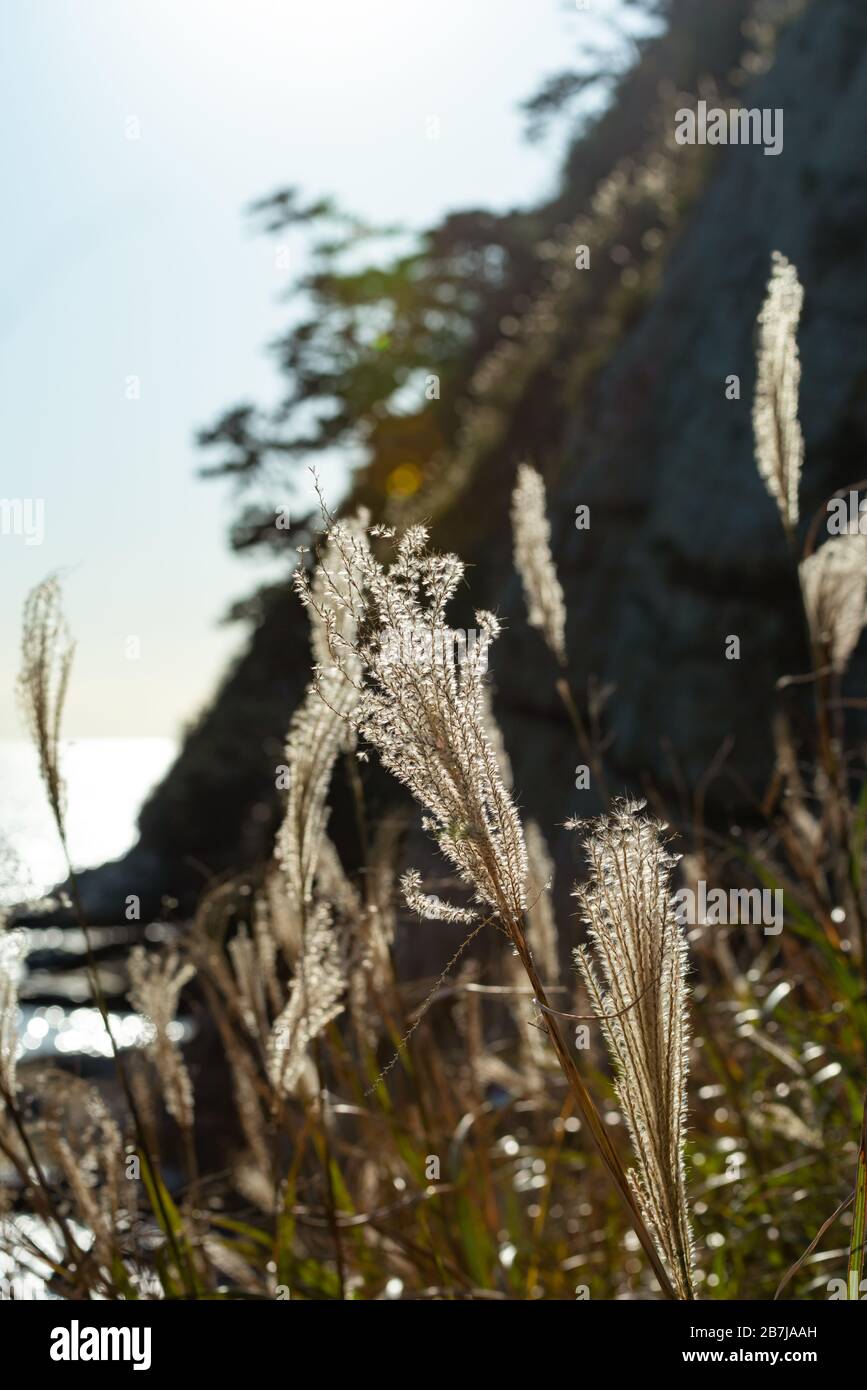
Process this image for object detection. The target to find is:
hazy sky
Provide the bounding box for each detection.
[0,0,624,738]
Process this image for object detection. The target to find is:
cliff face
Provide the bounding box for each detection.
[493,0,867,851]
[39,0,867,926]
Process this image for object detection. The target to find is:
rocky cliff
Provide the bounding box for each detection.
[37,0,867,929]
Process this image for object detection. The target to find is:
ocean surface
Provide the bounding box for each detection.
[1,737,180,1065]
[1,737,177,903]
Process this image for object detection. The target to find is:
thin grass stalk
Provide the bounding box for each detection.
[506,914,680,1299]
[17,577,197,1296]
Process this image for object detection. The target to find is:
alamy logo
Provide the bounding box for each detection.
[0,497,44,545]
[827,491,867,534]
[49,1320,152,1371]
[673,883,783,936]
[675,100,783,157]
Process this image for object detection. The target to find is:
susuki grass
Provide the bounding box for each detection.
[1,254,866,1300]
[573,803,695,1299]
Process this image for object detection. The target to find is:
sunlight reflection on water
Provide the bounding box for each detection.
[0,1215,90,1301]
[16,1003,191,1061]
[0,736,177,900]
[2,737,184,1062]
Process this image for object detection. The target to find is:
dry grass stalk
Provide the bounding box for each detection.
[304,515,681,1298]
[16,574,75,839]
[128,947,196,1132]
[276,515,370,960]
[573,800,695,1299]
[798,532,867,675]
[301,520,529,923]
[267,900,346,1098]
[511,463,567,666]
[753,250,804,539]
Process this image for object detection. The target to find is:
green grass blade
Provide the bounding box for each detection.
[847,1093,867,1300]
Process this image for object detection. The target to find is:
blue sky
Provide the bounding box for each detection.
[0,0,628,737]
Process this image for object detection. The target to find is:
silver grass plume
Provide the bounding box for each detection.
[401,868,478,924]
[267,900,346,1097]
[511,463,567,665]
[303,521,528,923]
[128,947,196,1131]
[0,930,27,1102]
[308,518,682,1297]
[16,575,75,838]
[275,514,371,960]
[266,516,369,1090]
[798,532,867,674]
[753,252,804,537]
[240,520,366,1108]
[573,800,695,1300]
[274,676,355,949]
